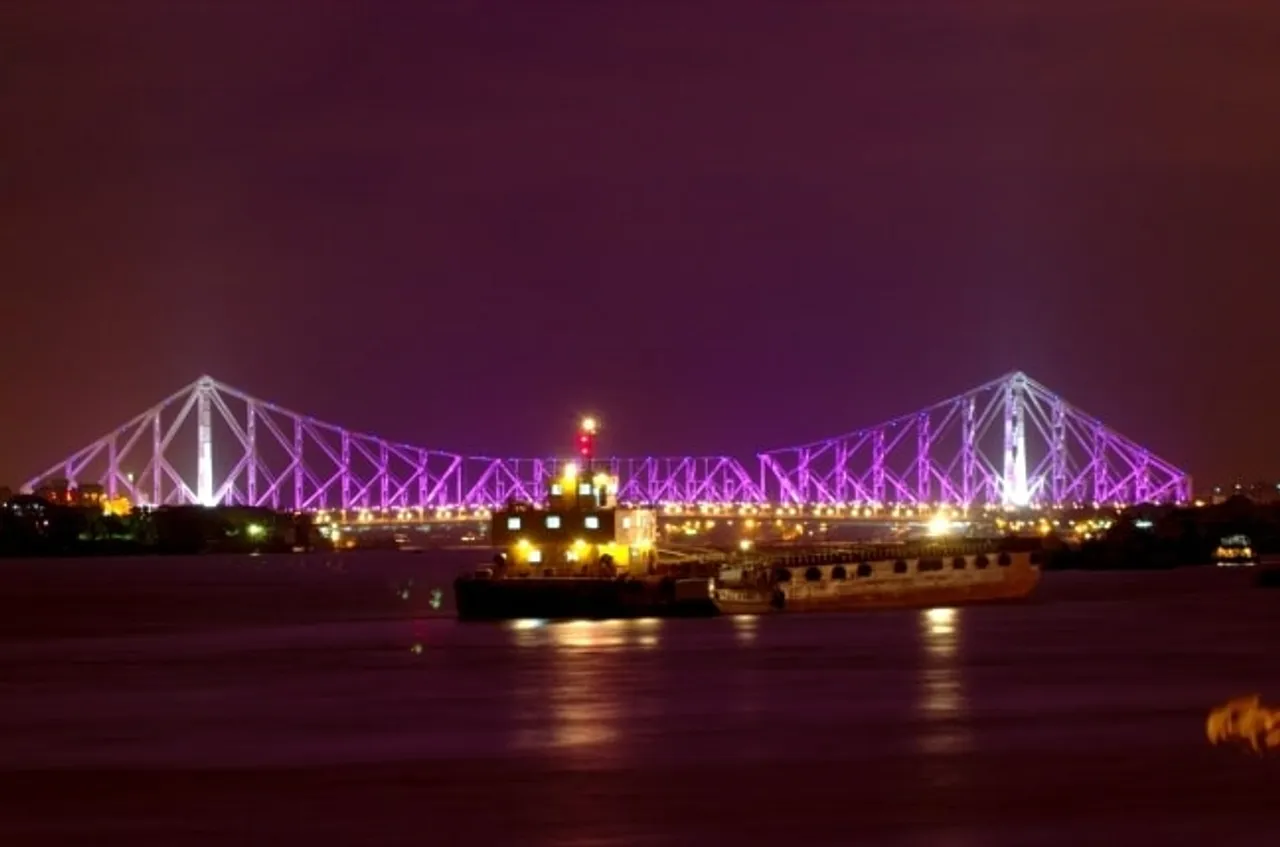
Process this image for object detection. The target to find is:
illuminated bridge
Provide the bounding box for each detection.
[22,371,1190,512]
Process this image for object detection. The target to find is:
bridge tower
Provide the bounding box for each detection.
[1002,373,1029,508]
[196,376,215,507]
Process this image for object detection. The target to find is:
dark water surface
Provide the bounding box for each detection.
[2,554,1278,845]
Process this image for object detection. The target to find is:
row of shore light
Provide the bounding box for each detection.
[659,512,1117,540]
[312,500,1147,526]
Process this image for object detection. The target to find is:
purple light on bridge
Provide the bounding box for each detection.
[22,371,1190,511]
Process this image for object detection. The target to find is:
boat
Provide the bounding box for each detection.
[1214,534,1258,568]
[453,417,718,621]
[712,542,1041,614]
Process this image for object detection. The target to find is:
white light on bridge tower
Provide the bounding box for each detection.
[1002,373,1029,508]
[196,376,215,507]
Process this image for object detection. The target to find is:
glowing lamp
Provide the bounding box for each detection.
[926,513,952,537]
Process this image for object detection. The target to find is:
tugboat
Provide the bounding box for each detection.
[713,541,1041,614]
[453,417,718,621]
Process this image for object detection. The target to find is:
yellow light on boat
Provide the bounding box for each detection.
[738,539,753,551]
[580,416,598,434]
[562,462,578,481]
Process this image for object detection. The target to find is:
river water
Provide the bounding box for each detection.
[1,553,1277,845]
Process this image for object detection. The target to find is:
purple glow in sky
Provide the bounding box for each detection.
[2,1,1279,485]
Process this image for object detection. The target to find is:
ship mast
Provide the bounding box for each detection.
[576,415,598,475]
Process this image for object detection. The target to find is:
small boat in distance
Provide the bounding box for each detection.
[713,543,1041,614]
[1215,534,1258,568]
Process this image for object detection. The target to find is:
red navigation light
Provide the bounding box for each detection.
[576,416,597,460]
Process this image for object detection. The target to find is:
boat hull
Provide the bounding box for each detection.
[454,575,718,621]
[715,551,1041,614]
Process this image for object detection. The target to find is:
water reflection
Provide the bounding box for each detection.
[507,619,662,764]
[506,618,662,650]
[732,614,758,645]
[917,607,972,756]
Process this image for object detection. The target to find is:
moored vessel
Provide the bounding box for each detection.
[713,541,1041,614]
[453,417,717,621]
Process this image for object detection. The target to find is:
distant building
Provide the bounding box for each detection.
[35,478,74,505]
[1204,482,1280,505]
[76,483,106,508]
[29,479,123,512]
[2,494,51,523]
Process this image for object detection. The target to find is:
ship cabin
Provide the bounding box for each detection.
[490,463,657,579]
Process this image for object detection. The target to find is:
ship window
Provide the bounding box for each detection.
[951,557,967,570]
[974,555,989,569]
[919,558,944,573]
[528,550,542,563]
[831,565,847,580]
[856,563,873,578]
[584,515,600,530]
[550,484,563,496]
[545,515,561,529]
[506,516,521,530]
[578,483,593,496]
[997,552,1012,567]
[804,567,822,582]
[893,560,908,574]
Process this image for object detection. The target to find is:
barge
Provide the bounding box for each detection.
[713,542,1041,614]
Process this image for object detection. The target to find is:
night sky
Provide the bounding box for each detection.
[3,1,1278,486]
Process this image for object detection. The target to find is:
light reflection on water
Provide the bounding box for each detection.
[508,619,664,761]
[918,607,972,756]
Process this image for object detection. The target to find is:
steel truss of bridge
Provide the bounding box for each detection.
[23,371,1190,511]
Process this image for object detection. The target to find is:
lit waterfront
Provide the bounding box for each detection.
[1,553,1278,844]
